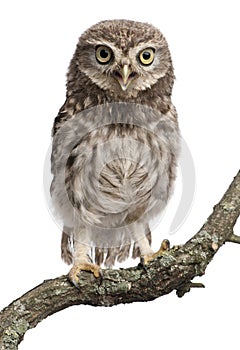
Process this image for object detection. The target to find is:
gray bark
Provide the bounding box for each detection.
[0,170,240,349]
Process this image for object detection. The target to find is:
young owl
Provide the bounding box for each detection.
[51,19,180,286]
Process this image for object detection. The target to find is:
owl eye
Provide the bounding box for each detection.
[139,48,155,65]
[95,45,113,64]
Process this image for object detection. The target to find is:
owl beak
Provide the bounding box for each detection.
[121,65,131,87]
[114,65,136,91]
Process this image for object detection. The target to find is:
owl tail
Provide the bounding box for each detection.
[94,224,151,267]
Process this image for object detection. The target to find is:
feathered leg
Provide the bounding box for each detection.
[68,228,101,287]
[132,223,170,266]
[132,224,151,259]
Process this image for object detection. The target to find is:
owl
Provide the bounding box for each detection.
[51,19,180,286]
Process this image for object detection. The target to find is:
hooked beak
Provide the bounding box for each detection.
[113,64,137,91]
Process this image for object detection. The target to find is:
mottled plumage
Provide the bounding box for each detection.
[51,19,180,285]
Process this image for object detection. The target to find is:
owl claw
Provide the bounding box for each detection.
[68,263,101,287]
[141,239,170,266]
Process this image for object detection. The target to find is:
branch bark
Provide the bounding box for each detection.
[1,170,240,350]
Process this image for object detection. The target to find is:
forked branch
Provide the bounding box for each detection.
[0,170,240,350]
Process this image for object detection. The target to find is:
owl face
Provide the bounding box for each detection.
[75,20,173,97]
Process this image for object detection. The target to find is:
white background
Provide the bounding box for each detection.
[0,1,240,349]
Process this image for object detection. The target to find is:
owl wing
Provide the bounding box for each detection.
[52,100,73,137]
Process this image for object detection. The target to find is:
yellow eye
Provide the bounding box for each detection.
[95,45,113,64]
[139,48,155,65]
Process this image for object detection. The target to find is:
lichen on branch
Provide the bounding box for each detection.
[0,170,240,350]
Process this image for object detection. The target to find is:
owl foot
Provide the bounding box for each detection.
[141,239,170,266]
[68,263,101,287]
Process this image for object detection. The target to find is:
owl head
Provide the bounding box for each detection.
[68,20,174,98]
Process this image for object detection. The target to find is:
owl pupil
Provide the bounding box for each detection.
[143,52,150,60]
[100,49,109,58]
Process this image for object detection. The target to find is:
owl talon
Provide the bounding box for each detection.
[68,263,101,287]
[141,239,170,266]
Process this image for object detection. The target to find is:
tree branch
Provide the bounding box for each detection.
[1,170,240,350]
[226,233,240,244]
